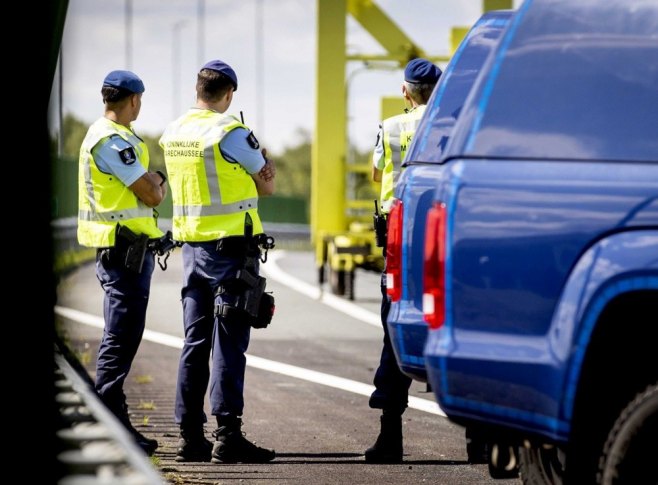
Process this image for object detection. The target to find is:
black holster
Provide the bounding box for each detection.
[213,223,276,328]
[215,269,275,329]
[374,212,388,248]
[114,224,149,273]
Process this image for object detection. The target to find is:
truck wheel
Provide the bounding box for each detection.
[345,270,355,300]
[519,443,566,484]
[488,442,519,479]
[597,382,658,485]
[465,427,488,464]
[329,267,346,296]
[318,265,325,285]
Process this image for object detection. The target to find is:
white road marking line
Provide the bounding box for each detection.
[261,250,382,328]
[54,305,446,417]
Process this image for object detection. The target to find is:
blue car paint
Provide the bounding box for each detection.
[560,232,658,421]
[453,0,658,161]
[423,0,658,444]
[387,10,514,382]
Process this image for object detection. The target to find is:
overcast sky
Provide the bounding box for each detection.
[50,0,520,153]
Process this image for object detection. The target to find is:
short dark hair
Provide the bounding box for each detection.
[101,85,134,104]
[196,68,234,102]
[405,81,436,105]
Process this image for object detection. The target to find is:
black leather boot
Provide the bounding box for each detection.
[113,404,158,456]
[211,416,275,464]
[364,411,403,463]
[176,425,212,462]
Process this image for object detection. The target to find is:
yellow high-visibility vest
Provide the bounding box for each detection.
[160,109,263,241]
[380,105,426,213]
[78,117,163,248]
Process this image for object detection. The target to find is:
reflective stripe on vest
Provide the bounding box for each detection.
[380,105,426,213]
[160,109,263,241]
[77,117,162,248]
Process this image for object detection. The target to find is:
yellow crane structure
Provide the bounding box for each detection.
[312,0,513,299]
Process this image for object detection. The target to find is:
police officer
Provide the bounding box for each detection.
[367,58,441,463]
[160,60,276,464]
[78,70,168,455]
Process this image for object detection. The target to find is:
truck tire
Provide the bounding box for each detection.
[488,443,519,479]
[345,270,355,300]
[597,382,658,485]
[519,443,566,484]
[329,267,346,296]
[465,427,488,464]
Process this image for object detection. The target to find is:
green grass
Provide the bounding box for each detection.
[137,400,156,410]
[134,374,153,384]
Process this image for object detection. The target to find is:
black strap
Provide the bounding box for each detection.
[244,212,253,239]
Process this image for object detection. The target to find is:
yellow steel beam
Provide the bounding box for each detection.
[484,0,514,11]
[346,54,450,63]
[312,0,347,243]
[347,0,425,65]
[450,27,470,55]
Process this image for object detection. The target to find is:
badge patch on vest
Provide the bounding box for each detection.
[246,131,260,150]
[119,147,137,165]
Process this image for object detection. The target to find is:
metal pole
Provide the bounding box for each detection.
[255,0,264,138]
[197,0,205,67]
[58,48,63,158]
[172,21,186,119]
[125,0,132,69]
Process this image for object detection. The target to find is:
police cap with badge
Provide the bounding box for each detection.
[103,70,145,165]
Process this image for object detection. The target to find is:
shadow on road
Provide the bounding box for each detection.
[273,452,469,466]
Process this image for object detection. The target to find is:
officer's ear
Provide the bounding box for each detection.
[401,84,412,109]
[402,84,410,101]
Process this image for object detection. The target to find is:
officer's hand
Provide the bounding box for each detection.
[259,150,276,182]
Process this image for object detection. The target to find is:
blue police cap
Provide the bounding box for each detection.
[404,58,441,84]
[201,60,238,91]
[102,70,145,94]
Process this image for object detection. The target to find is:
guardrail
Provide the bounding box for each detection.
[54,342,164,485]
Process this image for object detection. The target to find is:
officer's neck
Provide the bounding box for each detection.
[196,99,229,114]
[104,109,132,129]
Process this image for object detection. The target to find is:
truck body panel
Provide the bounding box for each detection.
[425,159,658,441]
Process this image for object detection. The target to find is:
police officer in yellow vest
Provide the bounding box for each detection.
[78,70,168,455]
[367,58,441,463]
[160,60,276,464]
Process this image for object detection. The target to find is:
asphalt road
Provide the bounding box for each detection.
[56,249,522,485]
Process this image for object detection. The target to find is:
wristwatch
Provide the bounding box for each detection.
[156,170,167,186]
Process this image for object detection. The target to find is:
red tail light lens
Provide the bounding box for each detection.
[386,199,403,301]
[423,202,447,329]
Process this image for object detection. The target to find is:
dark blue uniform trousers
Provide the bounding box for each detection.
[95,249,155,419]
[175,241,252,428]
[369,272,412,413]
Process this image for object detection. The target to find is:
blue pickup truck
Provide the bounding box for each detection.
[387,10,512,382]
[420,0,658,483]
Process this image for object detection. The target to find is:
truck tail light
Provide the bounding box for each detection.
[423,202,447,329]
[386,199,403,302]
